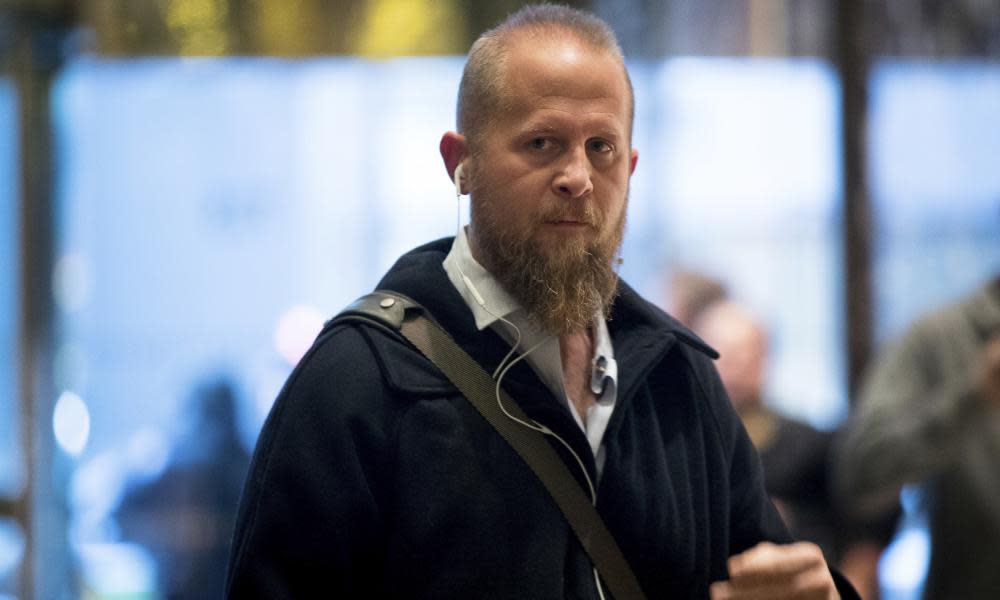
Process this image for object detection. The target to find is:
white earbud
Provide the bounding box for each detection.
[454,163,465,197]
[453,161,484,308]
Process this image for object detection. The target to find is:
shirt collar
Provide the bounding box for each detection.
[443,228,617,388]
[442,227,522,332]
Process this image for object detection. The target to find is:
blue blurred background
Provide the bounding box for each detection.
[1,1,999,598]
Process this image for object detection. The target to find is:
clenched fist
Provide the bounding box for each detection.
[710,541,839,600]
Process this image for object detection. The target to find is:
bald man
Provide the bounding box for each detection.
[227,6,856,599]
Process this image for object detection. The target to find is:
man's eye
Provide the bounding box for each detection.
[529,137,551,150]
[589,139,613,153]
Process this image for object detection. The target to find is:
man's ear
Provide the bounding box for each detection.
[629,148,639,175]
[440,131,469,184]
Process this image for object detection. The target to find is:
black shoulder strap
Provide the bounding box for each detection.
[331,291,648,600]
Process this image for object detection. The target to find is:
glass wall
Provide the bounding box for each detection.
[871,61,1000,342]
[0,76,24,597]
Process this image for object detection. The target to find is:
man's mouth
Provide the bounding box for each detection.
[542,220,591,232]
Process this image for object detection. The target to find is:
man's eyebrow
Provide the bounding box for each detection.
[518,121,623,138]
[519,124,559,135]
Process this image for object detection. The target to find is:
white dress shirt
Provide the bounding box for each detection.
[442,228,619,476]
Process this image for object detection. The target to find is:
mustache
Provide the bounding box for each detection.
[537,203,600,226]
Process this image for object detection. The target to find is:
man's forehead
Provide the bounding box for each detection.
[502,32,624,84]
[493,35,631,122]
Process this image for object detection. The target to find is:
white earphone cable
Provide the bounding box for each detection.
[493,338,597,504]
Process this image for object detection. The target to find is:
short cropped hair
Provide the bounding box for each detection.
[457,4,634,150]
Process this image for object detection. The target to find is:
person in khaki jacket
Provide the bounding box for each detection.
[835,277,1000,599]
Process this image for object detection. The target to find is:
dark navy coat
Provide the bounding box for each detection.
[227,238,849,599]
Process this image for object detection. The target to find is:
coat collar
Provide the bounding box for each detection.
[370,237,718,403]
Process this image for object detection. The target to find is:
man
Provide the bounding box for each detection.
[226,5,852,598]
[835,277,1000,599]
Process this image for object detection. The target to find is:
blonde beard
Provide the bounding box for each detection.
[471,196,626,335]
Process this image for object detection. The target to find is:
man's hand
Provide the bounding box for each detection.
[709,541,839,600]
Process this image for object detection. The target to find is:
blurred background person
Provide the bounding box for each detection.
[664,267,728,328]
[834,276,1000,599]
[692,298,894,598]
[114,375,250,600]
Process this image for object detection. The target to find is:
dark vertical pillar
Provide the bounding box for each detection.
[837,0,873,398]
[11,8,73,599]
[15,29,49,600]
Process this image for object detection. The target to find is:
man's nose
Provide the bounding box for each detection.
[552,147,594,199]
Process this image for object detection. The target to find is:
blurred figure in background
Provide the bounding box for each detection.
[115,375,250,600]
[664,267,728,327]
[692,299,891,598]
[835,276,1000,599]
